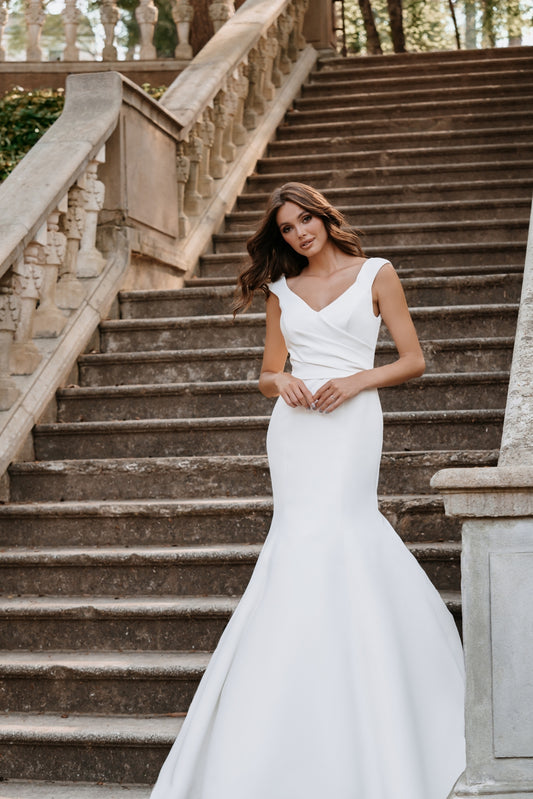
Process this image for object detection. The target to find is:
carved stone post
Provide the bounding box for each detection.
[212,91,228,179]
[288,0,299,61]
[77,160,106,278]
[244,48,264,130]
[0,0,8,61]
[261,29,278,102]
[198,110,215,198]
[135,0,158,60]
[56,185,86,310]
[0,285,19,410]
[184,125,203,215]
[33,210,67,338]
[10,247,43,375]
[232,62,249,146]
[176,142,190,238]
[208,0,234,34]
[24,0,45,62]
[294,0,309,49]
[278,10,294,75]
[100,0,119,61]
[172,0,193,60]
[222,76,238,163]
[61,0,81,61]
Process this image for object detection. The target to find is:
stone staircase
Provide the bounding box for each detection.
[0,46,531,796]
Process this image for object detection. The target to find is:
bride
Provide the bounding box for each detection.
[149,182,466,799]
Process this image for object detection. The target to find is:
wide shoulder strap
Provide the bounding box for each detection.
[359,257,393,289]
[268,275,286,299]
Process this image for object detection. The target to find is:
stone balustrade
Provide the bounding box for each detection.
[0,0,317,481]
[0,0,235,63]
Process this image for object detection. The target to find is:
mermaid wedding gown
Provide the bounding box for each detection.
[150,257,466,799]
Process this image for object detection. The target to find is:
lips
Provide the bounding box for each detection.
[300,238,314,249]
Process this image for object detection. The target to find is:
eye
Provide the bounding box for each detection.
[302,214,312,223]
[281,225,291,234]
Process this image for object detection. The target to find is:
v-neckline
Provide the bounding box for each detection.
[283,258,371,314]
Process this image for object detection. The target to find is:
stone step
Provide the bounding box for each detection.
[0,536,461,600]
[119,274,523,318]
[77,336,514,388]
[0,712,181,783]
[312,50,533,80]
[302,66,533,95]
[8,450,498,502]
[0,595,238,652]
[99,305,519,353]
[275,108,533,142]
[238,178,533,208]
[244,159,531,193]
[33,409,504,461]
[0,780,150,799]
[294,79,533,110]
[0,494,460,548]
[255,143,533,174]
[268,127,533,156]
[57,372,510,423]
[199,241,526,275]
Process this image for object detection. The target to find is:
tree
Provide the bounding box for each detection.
[357,0,383,53]
[386,0,406,51]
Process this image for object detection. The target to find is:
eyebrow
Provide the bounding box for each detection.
[278,211,308,229]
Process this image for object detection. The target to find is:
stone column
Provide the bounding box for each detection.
[61,0,81,61]
[77,160,106,278]
[0,285,19,410]
[33,210,67,338]
[184,125,203,215]
[277,10,294,76]
[208,0,234,34]
[0,0,8,61]
[10,246,43,375]
[135,0,158,60]
[211,91,228,179]
[232,62,249,146]
[198,110,215,198]
[222,77,238,163]
[100,0,119,61]
[24,0,45,62]
[172,0,193,60]
[176,142,190,238]
[56,185,86,309]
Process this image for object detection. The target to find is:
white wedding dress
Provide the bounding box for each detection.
[150,257,466,799]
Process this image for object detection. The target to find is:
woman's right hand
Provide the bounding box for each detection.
[274,372,314,409]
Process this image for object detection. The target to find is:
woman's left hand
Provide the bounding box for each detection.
[312,372,369,414]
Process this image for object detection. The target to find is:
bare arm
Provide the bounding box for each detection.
[313,263,425,413]
[258,293,314,408]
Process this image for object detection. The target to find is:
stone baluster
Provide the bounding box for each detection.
[208,0,234,34]
[24,0,45,62]
[277,10,294,75]
[61,0,81,61]
[212,91,228,179]
[232,62,249,146]
[56,185,86,310]
[0,0,8,61]
[198,109,215,198]
[136,0,158,60]
[176,142,190,238]
[172,0,193,60]
[287,1,299,61]
[184,125,203,215]
[295,0,309,49]
[10,244,43,375]
[33,209,67,338]
[77,159,106,278]
[222,75,239,163]
[261,28,278,102]
[243,55,258,131]
[100,0,119,61]
[0,284,19,410]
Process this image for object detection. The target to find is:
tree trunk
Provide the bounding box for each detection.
[464,0,477,49]
[357,0,382,54]
[481,0,496,47]
[448,0,461,48]
[386,0,405,52]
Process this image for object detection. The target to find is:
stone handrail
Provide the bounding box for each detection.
[0,0,235,63]
[0,0,317,485]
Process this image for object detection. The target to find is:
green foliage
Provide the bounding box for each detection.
[0,87,65,182]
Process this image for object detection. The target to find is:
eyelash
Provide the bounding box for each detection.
[282,215,312,234]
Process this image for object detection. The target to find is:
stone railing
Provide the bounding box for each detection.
[0,0,317,488]
[432,200,533,798]
[0,0,236,63]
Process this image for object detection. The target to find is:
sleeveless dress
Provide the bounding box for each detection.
[150,257,466,799]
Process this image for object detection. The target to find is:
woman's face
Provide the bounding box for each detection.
[276,201,329,258]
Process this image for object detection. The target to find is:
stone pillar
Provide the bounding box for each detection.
[10,246,43,375]
[61,0,81,61]
[33,209,67,338]
[208,0,234,34]
[100,0,119,61]
[173,0,194,59]
[135,0,158,60]
[184,125,203,215]
[77,160,106,278]
[222,77,238,163]
[198,110,215,198]
[56,185,86,309]
[232,62,249,145]
[0,286,19,410]
[0,0,8,61]
[24,0,45,62]
[211,92,228,179]
[302,0,336,50]
[176,142,190,238]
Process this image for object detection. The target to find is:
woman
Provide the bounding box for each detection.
[150,182,465,799]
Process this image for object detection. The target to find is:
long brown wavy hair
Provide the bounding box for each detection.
[232,182,365,315]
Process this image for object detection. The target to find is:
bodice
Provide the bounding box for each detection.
[268,257,389,381]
